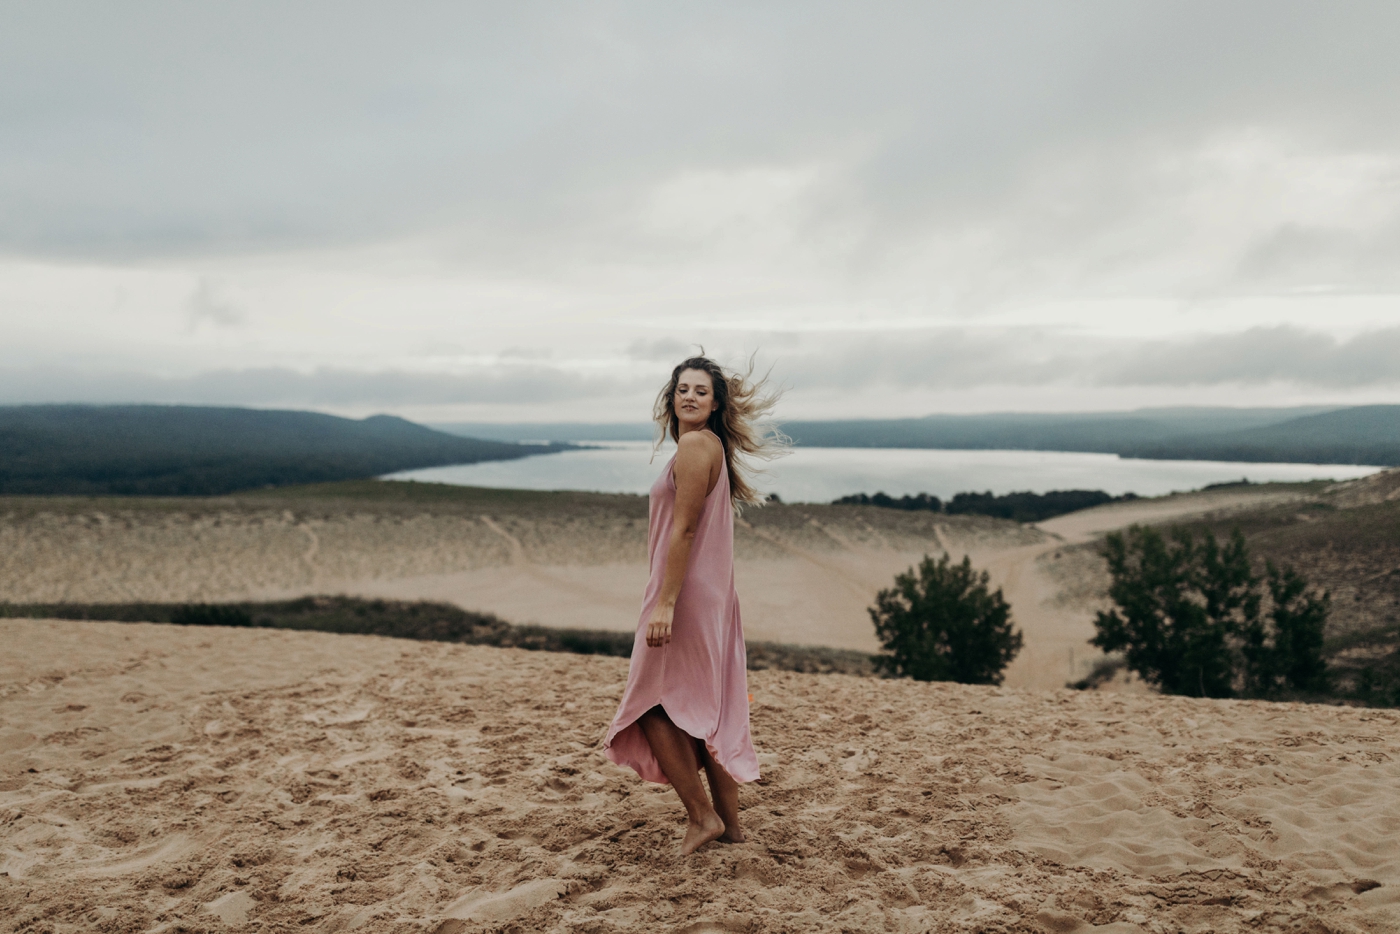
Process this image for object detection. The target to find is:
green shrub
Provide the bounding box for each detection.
[1091,525,1330,698]
[869,553,1022,685]
[170,604,254,627]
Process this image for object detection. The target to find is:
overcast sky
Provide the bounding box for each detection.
[3,2,1399,422]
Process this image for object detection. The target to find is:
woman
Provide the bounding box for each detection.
[603,354,783,855]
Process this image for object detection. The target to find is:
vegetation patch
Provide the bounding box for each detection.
[1176,495,1400,705]
[0,597,877,677]
[1092,526,1330,700]
[868,553,1022,685]
[835,488,1137,523]
[1324,622,1400,707]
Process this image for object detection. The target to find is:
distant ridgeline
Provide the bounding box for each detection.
[428,406,1400,466]
[834,489,1137,523]
[0,405,568,496]
[784,405,1400,466]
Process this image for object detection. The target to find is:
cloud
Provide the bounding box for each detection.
[626,338,697,362]
[4,325,1398,421]
[0,364,637,407]
[5,5,1400,418]
[1096,326,1400,388]
[4,2,1400,301]
[778,331,1067,391]
[185,277,243,328]
[761,325,1400,395]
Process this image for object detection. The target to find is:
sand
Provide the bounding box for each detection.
[4,618,1398,933]
[0,483,1319,692]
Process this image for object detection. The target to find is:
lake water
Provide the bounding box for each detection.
[385,442,1384,503]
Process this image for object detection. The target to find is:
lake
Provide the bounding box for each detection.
[385,442,1384,502]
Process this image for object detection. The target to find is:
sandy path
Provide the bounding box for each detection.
[1037,487,1318,545]
[3,619,1397,933]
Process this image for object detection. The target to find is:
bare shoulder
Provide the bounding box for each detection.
[676,429,723,463]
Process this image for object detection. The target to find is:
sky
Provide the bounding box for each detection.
[3,1,1399,423]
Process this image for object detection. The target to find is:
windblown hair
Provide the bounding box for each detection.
[653,354,787,509]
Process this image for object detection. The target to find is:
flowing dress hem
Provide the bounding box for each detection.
[602,703,760,786]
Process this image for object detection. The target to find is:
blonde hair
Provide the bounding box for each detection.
[653,353,788,508]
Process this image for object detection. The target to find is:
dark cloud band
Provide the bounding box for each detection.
[4,326,1397,412]
[0,365,634,407]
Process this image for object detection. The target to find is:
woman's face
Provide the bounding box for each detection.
[674,368,717,430]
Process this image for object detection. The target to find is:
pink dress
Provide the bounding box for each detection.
[602,451,759,784]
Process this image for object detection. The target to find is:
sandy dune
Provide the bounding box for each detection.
[3,618,1397,933]
[0,483,1319,691]
[0,488,1035,657]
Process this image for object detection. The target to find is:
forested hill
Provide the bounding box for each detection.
[433,405,1400,465]
[0,405,566,496]
[780,407,1336,451]
[780,405,1399,466]
[436,407,1338,448]
[1123,406,1400,465]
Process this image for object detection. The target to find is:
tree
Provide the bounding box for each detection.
[1091,526,1236,697]
[869,553,1023,685]
[1262,563,1331,694]
[1091,525,1331,698]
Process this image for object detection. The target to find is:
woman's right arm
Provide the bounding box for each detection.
[645,432,720,648]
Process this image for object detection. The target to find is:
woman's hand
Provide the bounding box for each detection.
[646,601,675,648]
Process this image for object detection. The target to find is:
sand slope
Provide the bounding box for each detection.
[3,619,1397,933]
[0,483,1314,692]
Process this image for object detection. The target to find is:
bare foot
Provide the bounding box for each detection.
[718,826,746,844]
[679,810,726,855]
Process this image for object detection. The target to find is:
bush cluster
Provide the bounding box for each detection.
[868,553,1023,685]
[1091,526,1330,699]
